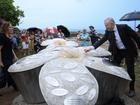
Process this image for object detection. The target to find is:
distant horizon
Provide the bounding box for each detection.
[17,26,139,34]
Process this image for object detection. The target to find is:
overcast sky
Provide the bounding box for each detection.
[14,0,140,30]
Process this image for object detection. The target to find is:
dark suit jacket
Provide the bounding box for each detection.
[94,24,140,57]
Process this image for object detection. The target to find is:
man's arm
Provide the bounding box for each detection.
[93,34,108,49]
[84,34,108,52]
[125,25,140,49]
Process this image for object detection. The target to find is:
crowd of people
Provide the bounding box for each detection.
[0,17,140,98]
[0,24,101,56]
[77,26,100,46]
[0,26,68,55]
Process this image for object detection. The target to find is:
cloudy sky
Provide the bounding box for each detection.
[14,0,140,30]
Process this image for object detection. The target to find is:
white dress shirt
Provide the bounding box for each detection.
[114,26,126,49]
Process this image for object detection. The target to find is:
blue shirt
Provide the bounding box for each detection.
[79,33,90,46]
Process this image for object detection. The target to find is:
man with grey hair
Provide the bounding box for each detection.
[85,17,140,97]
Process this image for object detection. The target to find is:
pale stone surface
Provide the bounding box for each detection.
[86,47,111,57]
[38,44,131,105]
[8,52,58,73]
[39,58,99,105]
[82,56,131,80]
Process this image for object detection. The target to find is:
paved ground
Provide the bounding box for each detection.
[130,85,140,104]
[0,87,19,105]
[0,85,140,105]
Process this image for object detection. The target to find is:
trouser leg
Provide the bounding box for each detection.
[112,51,124,66]
[125,55,135,91]
[2,65,17,90]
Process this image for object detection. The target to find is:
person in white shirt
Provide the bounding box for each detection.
[85,17,140,97]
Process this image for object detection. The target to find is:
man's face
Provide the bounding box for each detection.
[104,21,115,31]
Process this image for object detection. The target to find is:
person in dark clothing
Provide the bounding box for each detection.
[136,24,140,38]
[34,31,42,53]
[0,18,4,96]
[89,26,100,45]
[85,17,140,97]
[0,22,18,91]
[11,34,18,49]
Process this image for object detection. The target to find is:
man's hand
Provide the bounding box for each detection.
[84,46,95,53]
[0,61,4,67]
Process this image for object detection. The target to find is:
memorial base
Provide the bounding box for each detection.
[12,95,139,105]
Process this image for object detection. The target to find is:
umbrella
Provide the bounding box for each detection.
[27,27,42,33]
[45,27,51,33]
[53,27,58,33]
[57,25,70,37]
[120,11,140,30]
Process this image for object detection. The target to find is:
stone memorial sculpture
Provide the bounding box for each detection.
[38,39,131,105]
[9,38,131,105]
[39,58,99,105]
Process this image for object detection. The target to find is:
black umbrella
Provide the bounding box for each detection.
[120,11,140,30]
[27,27,42,33]
[57,25,70,37]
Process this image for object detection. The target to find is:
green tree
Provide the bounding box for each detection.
[0,0,24,26]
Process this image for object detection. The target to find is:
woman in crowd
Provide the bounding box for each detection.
[77,29,91,46]
[0,22,18,91]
